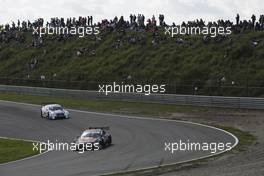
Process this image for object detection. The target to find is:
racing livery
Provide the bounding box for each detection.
[41,104,70,120]
[74,127,112,150]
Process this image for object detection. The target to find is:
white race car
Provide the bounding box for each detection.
[41,104,70,120]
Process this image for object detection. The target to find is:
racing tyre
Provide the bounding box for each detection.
[108,136,112,145]
[98,141,104,150]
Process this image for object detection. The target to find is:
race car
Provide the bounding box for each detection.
[74,127,112,150]
[41,104,70,120]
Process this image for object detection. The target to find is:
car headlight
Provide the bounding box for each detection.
[64,110,69,117]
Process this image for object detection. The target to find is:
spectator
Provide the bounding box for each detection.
[236,14,240,26]
[252,14,256,27]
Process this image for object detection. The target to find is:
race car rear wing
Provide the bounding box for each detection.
[88,127,110,130]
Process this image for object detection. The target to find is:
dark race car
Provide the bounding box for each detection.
[74,127,112,151]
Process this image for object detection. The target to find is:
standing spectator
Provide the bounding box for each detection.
[260,15,264,28]
[151,15,156,26]
[88,16,93,26]
[236,14,240,26]
[159,14,164,26]
[130,14,133,24]
[251,14,256,27]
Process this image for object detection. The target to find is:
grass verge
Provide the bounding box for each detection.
[0,138,39,164]
[0,92,251,117]
[0,92,218,118]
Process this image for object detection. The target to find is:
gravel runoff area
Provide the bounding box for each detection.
[161,109,264,176]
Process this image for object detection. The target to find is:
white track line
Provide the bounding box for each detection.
[0,99,239,175]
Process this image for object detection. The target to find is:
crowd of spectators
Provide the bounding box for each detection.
[0,14,263,75]
[1,14,264,45]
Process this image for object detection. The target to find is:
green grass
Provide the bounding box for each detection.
[0,29,264,96]
[0,138,40,164]
[0,92,261,118]
[0,92,226,117]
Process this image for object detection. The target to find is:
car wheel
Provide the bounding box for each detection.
[108,136,112,145]
[40,111,43,118]
[98,141,104,150]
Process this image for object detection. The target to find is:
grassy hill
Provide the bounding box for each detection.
[0,28,264,97]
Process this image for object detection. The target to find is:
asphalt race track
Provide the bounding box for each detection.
[0,100,238,176]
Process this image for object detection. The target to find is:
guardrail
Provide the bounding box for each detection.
[0,84,264,110]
